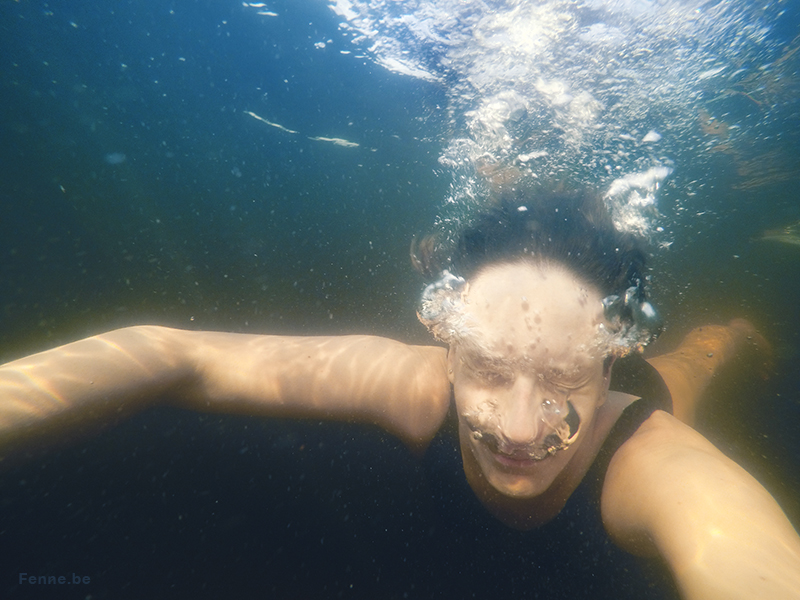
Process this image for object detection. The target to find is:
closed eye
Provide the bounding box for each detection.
[546,375,593,393]
[473,369,513,386]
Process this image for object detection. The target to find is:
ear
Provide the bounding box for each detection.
[603,354,616,381]
[446,345,458,384]
[597,354,616,407]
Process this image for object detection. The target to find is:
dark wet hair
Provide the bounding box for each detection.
[413,188,649,300]
[414,188,661,351]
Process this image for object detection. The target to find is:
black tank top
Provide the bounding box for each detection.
[418,354,679,599]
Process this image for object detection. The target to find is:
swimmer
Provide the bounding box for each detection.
[0,191,798,599]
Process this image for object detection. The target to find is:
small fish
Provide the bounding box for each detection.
[757,220,800,247]
[308,136,359,148]
[245,111,359,147]
[245,110,299,134]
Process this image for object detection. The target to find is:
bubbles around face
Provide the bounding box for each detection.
[419,260,653,361]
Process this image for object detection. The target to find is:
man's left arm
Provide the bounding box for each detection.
[601,410,800,600]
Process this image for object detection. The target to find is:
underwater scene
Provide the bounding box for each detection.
[1,0,799,598]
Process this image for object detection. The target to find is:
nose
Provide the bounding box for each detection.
[497,375,564,446]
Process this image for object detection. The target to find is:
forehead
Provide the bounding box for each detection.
[460,261,605,366]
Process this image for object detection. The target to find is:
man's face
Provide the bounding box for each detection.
[448,261,612,499]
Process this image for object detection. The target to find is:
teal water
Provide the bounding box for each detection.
[1,0,798,598]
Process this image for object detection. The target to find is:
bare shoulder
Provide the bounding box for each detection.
[612,409,707,459]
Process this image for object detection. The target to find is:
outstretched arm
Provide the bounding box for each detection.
[0,326,451,463]
[179,328,451,449]
[602,411,800,600]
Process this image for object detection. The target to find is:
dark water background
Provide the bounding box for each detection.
[1,0,798,598]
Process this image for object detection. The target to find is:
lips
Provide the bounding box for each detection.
[491,451,547,470]
[477,437,552,472]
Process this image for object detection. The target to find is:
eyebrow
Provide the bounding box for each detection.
[459,349,509,370]
[460,346,594,380]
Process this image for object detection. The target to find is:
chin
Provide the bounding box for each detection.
[487,474,551,499]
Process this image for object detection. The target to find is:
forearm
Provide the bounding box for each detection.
[647,324,736,386]
[181,332,451,451]
[647,320,765,425]
[0,325,194,461]
[675,519,800,600]
[665,461,800,599]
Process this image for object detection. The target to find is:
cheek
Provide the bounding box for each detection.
[568,387,605,422]
[453,380,500,424]
[453,381,481,415]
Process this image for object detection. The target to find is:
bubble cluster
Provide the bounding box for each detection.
[329,0,789,241]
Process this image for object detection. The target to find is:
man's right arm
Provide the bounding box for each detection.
[180,329,452,451]
[0,326,452,463]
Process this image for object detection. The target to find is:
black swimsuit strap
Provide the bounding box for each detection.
[608,353,673,414]
[584,353,673,498]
